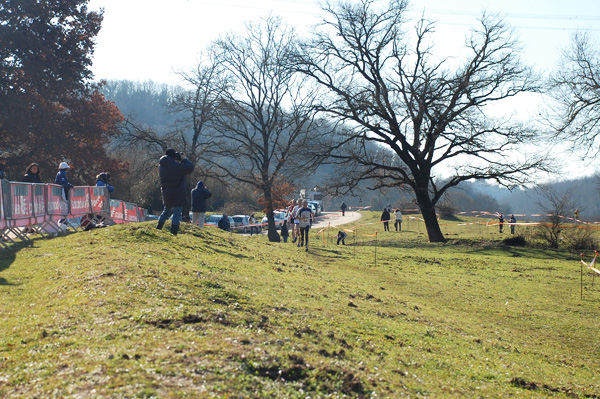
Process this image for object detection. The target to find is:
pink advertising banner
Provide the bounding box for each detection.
[9,182,33,219]
[69,187,91,216]
[110,200,124,223]
[91,186,110,213]
[46,184,69,216]
[124,202,138,223]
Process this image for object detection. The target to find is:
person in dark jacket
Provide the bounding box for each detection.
[55,162,74,200]
[96,172,114,192]
[337,230,347,245]
[191,180,212,228]
[22,163,42,183]
[156,149,194,235]
[381,208,391,232]
[218,212,231,231]
[340,201,347,216]
[280,220,289,243]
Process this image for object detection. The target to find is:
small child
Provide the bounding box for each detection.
[281,220,289,243]
[337,230,347,245]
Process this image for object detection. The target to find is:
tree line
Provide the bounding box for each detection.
[2,0,599,242]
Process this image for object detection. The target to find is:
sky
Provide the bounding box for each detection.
[87,0,600,179]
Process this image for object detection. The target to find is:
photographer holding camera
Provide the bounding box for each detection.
[156,149,194,235]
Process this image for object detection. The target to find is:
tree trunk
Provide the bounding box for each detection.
[266,211,281,242]
[414,190,446,243]
[263,189,281,242]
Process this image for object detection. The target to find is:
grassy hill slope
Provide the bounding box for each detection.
[1,214,599,398]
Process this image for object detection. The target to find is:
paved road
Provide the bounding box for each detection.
[312,211,362,228]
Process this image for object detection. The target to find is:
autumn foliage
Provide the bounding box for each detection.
[0,0,126,184]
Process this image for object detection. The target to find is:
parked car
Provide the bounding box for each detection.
[307,200,322,216]
[231,215,262,233]
[205,214,234,230]
[261,211,287,229]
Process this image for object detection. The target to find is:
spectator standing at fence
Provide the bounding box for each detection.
[96,172,114,192]
[337,230,347,245]
[498,213,505,233]
[191,180,211,228]
[381,208,391,232]
[156,149,194,235]
[280,220,289,243]
[55,162,74,200]
[22,163,42,183]
[296,199,313,251]
[248,214,259,236]
[340,201,347,216]
[510,214,516,235]
[394,209,403,231]
[218,212,231,231]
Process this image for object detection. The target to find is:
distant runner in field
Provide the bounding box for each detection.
[498,213,505,233]
[296,199,313,251]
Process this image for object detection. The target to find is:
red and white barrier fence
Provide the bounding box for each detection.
[0,179,148,248]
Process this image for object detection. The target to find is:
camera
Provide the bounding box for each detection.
[175,152,183,161]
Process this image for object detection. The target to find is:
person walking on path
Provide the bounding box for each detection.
[156,149,194,235]
[510,214,516,235]
[191,180,211,228]
[381,208,391,232]
[22,163,42,183]
[340,201,347,216]
[498,213,505,233]
[296,199,314,251]
[394,209,403,231]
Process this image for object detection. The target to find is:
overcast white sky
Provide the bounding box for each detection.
[87,0,600,179]
[88,0,600,84]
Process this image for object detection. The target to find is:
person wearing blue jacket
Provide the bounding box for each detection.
[156,149,194,235]
[96,172,114,193]
[55,162,74,200]
[191,180,212,228]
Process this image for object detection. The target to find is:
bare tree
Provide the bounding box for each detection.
[295,0,549,242]
[203,16,325,242]
[535,185,576,249]
[112,65,226,215]
[549,32,600,156]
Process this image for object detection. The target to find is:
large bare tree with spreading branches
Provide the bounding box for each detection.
[295,0,549,242]
[549,32,600,156]
[203,16,325,241]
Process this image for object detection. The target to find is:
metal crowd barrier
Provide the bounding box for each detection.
[0,179,148,248]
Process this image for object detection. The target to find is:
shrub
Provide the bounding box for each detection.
[502,235,527,247]
[563,227,598,250]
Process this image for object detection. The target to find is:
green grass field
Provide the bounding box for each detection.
[1,212,599,398]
